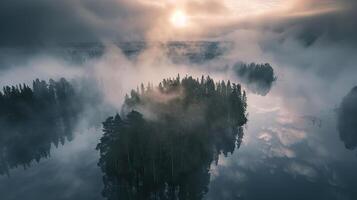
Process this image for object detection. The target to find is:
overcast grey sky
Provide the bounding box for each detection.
[0,0,356,45]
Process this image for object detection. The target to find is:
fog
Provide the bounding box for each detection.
[1,0,357,199]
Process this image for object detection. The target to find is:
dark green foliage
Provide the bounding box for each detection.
[234,62,277,96]
[97,75,247,200]
[123,75,247,127]
[338,86,357,150]
[0,78,81,175]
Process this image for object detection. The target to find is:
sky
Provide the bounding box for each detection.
[0,0,356,44]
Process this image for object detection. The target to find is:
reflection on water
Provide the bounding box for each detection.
[0,78,105,176]
[0,74,357,200]
[0,78,80,175]
[205,91,357,200]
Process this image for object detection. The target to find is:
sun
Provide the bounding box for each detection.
[170,10,188,28]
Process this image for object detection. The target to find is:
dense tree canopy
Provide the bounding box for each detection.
[97,75,247,200]
[234,62,276,96]
[0,78,82,175]
[123,75,247,127]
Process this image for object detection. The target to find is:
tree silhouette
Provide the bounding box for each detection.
[97,75,247,200]
[233,62,277,96]
[122,75,247,127]
[0,78,83,175]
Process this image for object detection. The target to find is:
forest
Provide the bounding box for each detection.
[96,75,248,200]
[122,75,247,127]
[0,78,82,175]
[233,62,276,96]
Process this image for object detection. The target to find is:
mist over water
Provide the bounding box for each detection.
[0,39,356,200]
[1,0,357,196]
[1,0,357,199]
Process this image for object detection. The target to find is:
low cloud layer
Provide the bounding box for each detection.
[0,0,356,151]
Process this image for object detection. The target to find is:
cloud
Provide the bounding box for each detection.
[0,0,163,45]
[0,0,96,46]
[0,55,83,87]
[0,0,355,45]
[268,0,357,46]
[269,146,296,158]
[266,127,306,146]
[284,161,318,181]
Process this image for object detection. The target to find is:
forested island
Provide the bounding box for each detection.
[338,86,357,150]
[0,78,85,175]
[233,62,276,96]
[97,75,248,200]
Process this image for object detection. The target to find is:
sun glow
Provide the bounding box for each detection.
[170,10,188,28]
